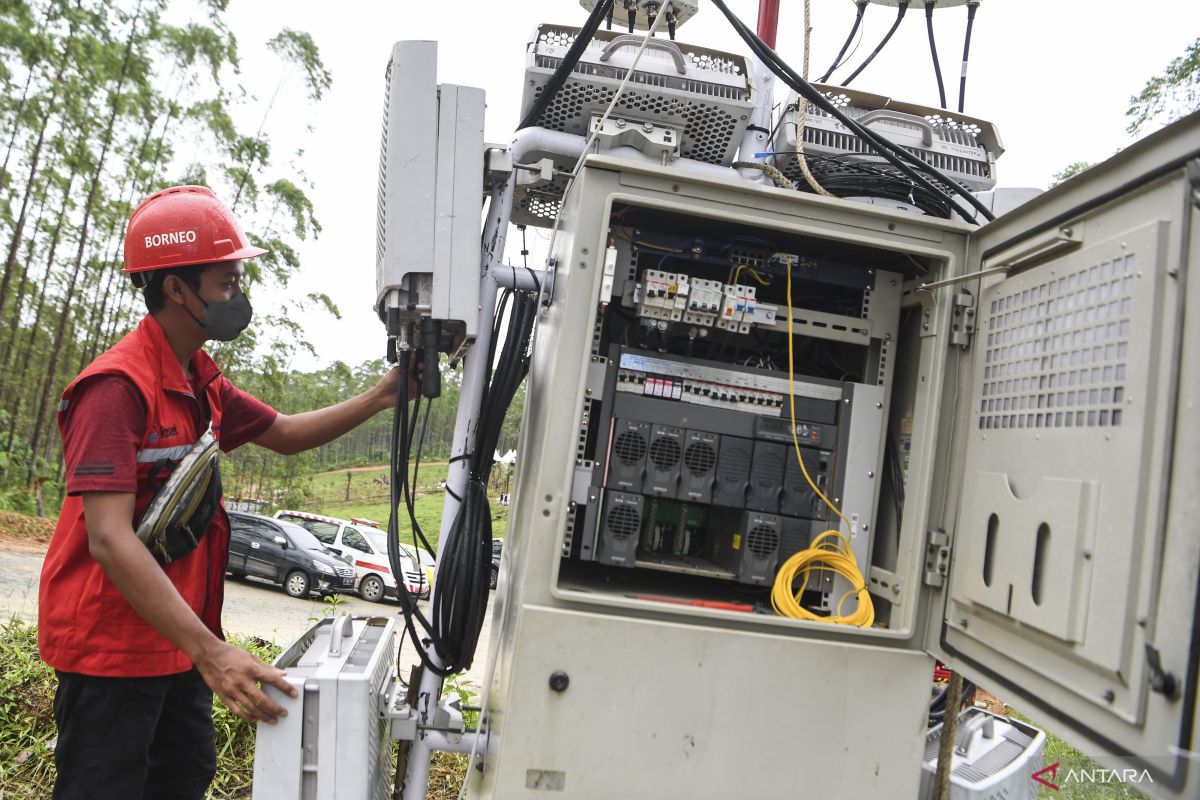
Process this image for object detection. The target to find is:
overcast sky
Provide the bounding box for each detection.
[213,0,1200,370]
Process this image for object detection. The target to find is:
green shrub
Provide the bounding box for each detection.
[0,488,36,516]
[0,619,281,800]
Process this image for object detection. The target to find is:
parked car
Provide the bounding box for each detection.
[398,542,437,590]
[273,510,428,602]
[226,512,357,599]
[491,538,504,590]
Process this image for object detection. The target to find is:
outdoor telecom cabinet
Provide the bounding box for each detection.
[473,113,1200,799]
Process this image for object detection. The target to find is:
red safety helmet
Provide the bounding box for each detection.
[123,185,266,279]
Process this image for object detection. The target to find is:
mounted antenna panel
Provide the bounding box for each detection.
[375,41,485,351]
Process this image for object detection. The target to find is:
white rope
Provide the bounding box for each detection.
[794,0,835,197]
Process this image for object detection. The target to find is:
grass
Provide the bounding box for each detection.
[0,617,280,799]
[1006,709,1151,799]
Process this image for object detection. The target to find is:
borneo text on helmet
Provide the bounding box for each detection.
[123,185,267,278]
[144,230,198,249]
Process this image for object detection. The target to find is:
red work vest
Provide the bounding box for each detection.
[39,314,230,677]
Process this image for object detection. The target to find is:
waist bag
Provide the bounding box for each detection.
[134,425,222,565]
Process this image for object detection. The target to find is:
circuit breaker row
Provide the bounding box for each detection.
[634,269,778,332]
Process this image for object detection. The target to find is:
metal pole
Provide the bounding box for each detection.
[399,178,516,800]
[736,1,781,178]
[756,0,781,48]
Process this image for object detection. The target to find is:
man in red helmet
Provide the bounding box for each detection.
[38,186,410,800]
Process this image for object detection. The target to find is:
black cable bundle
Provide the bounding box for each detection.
[706,0,995,224]
[925,1,947,109]
[957,1,979,113]
[803,154,955,219]
[518,0,617,131]
[388,347,450,673]
[818,0,868,83]
[430,285,538,673]
[387,282,539,677]
[841,0,908,87]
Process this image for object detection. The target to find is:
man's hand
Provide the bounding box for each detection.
[370,361,422,413]
[195,639,298,724]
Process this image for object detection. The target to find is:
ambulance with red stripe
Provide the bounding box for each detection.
[272,510,429,602]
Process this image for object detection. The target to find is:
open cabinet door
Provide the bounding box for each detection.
[925,113,1200,798]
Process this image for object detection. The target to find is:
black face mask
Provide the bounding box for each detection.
[182,283,253,342]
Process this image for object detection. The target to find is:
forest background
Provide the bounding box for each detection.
[0,0,523,523]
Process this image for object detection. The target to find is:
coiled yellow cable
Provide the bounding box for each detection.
[771,254,876,627]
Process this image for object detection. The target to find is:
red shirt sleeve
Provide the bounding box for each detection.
[217,376,278,452]
[62,376,145,496]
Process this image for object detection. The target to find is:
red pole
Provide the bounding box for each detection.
[756,0,781,49]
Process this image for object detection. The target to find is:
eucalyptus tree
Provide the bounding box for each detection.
[0,0,55,197]
[0,0,84,322]
[25,0,155,484]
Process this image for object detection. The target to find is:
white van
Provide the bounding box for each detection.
[272,510,428,602]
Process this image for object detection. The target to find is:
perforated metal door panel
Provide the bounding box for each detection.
[925,114,1200,799]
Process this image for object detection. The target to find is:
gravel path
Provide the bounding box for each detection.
[0,548,494,692]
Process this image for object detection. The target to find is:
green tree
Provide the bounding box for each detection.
[1127,36,1200,134]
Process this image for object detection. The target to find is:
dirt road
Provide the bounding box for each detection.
[0,548,495,692]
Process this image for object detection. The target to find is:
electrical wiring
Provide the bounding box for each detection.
[925,1,948,109]
[768,253,875,627]
[957,1,979,113]
[389,350,447,673]
[818,0,868,83]
[729,263,770,285]
[841,0,908,87]
[708,0,996,224]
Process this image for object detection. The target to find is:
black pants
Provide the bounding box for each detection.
[51,667,217,800]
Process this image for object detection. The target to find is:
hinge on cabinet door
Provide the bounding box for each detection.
[949,292,976,349]
[924,529,951,588]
